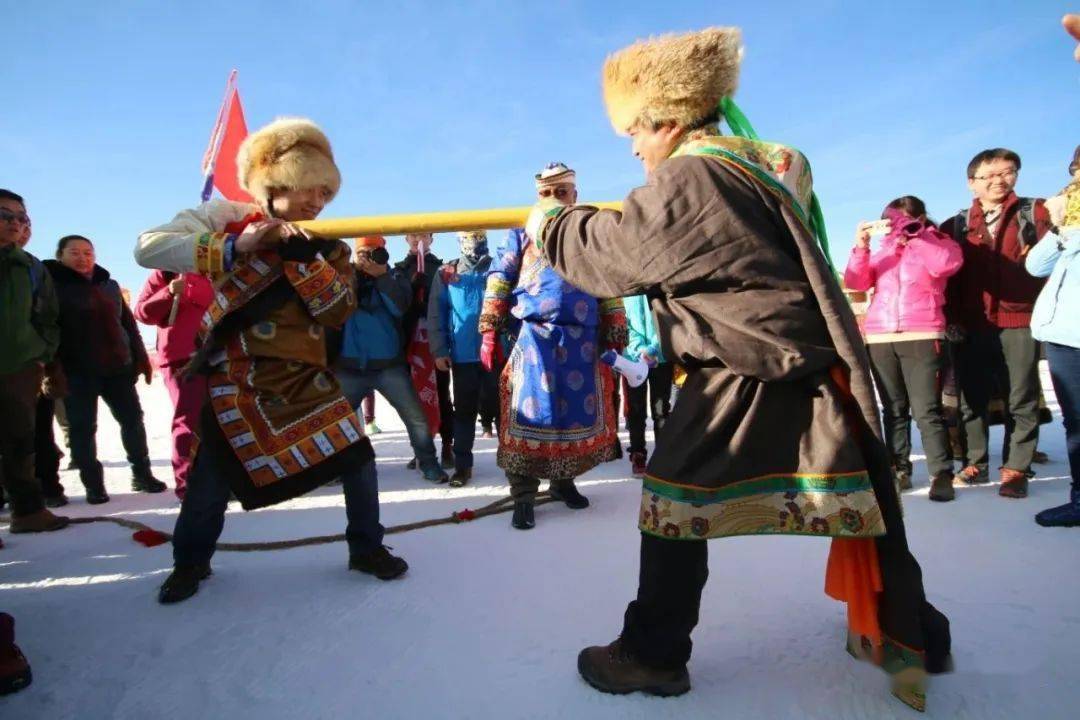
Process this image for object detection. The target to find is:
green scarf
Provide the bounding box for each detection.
[669,98,833,268]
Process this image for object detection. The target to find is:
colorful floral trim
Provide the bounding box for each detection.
[639,472,885,540]
[208,367,362,488]
[194,232,235,275]
[845,631,928,712]
[283,258,352,318]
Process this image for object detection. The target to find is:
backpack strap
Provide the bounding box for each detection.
[949,209,968,244]
[1015,197,1038,248]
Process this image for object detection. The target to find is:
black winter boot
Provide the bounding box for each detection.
[511,500,535,530]
[549,479,590,509]
[82,466,110,505]
[158,563,212,604]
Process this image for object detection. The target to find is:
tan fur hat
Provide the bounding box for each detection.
[602,27,743,135]
[236,117,341,204]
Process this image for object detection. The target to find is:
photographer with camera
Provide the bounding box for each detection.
[336,236,449,484]
[844,196,963,500]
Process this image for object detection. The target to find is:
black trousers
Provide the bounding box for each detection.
[65,371,153,487]
[626,363,674,453]
[621,533,709,669]
[954,328,1040,473]
[450,362,498,471]
[34,395,64,498]
[866,340,952,478]
[436,368,454,448]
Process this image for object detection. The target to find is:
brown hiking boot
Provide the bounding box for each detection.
[928,472,956,502]
[577,639,690,697]
[9,509,69,534]
[0,613,32,696]
[999,469,1029,499]
[895,469,913,491]
[953,465,985,486]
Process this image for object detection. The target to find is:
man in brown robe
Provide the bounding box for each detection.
[526,27,950,711]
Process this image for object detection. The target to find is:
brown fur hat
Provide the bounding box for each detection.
[602,27,743,135]
[236,117,341,204]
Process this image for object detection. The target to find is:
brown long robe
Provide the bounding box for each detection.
[540,147,950,706]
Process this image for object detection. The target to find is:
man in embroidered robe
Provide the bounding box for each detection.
[136,118,407,604]
[479,163,626,530]
[525,28,951,711]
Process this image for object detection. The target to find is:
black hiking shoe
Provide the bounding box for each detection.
[511,500,535,530]
[448,469,472,488]
[578,639,690,697]
[349,546,408,580]
[43,492,69,508]
[406,457,418,470]
[85,484,110,505]
[158,563,212,604]
[133,474,168,494]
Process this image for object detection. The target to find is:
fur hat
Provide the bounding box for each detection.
[237,117,341,204]
[457,230,487,242]
[602,27,743,135]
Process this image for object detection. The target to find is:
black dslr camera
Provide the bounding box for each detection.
[366,246,390,265]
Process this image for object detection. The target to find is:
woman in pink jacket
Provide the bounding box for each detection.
[844,196,963,501]
[133,271,214,500]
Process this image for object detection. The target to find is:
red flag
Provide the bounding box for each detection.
[212,87,252,202]
[407,319,441,436]
[201,71,253,203]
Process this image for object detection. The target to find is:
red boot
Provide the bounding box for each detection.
[0,613,32,695]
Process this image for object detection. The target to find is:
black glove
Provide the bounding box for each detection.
[278,235,322,263]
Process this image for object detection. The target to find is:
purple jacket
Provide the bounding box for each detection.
[844,221,963,337]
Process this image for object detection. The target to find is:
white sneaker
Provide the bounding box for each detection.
[365,421,381,435]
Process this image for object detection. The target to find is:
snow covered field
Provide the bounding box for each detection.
[2,366,1078,719]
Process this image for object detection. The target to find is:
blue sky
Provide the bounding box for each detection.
[4,0,1078,307]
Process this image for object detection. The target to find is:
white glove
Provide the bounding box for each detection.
[600,350,649,388]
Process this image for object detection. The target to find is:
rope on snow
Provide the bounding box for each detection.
[66,492,556,551]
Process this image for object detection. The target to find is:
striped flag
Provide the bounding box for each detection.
[201,70,253,203]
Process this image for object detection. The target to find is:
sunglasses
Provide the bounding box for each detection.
[0,209,30,225]
[538,186,573,200]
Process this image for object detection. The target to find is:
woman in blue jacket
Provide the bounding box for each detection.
[1026,187,1080,527]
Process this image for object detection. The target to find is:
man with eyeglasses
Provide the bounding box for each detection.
[479,163,626,529]
[0,189,69,535]
[942,148,1053,498]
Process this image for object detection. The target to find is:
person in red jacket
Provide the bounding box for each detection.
[133,271,214,500]
[942,148,1052,498]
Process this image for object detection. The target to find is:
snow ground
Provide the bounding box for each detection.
[1,365,1078,720]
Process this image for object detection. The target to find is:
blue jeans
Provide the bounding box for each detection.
[1046,342,1080,491]
[336,364,440,473]
[172,443,384,566]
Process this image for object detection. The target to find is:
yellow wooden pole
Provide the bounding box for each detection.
[296,201,623,238]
